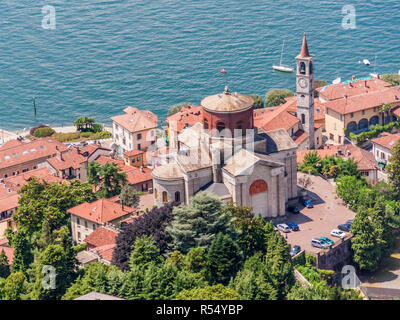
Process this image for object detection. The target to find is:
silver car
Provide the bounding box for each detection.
[277,223,291,233]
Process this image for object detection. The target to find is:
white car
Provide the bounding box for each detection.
[330,229,346,238]
[277,223,291,233]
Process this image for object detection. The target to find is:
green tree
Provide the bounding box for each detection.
[168,102,192,116]
[175,284,240,300]
[265,89,293,107]
[74,116,96,132]
[3,272,27,300]
[12,230,33,273]
[33,127,56,138]
[387,140,400,193]
[167,192,234,254]
[381,74,400,87]
[0,250,10,279]
[248,94,265,109]
[166,251,185,271]
[184,247,207,277]
[287,282,362,300]
[379,103,393,125]
[88,161,127,198]
[129,235,163,270]
[120,184,141,209]
[336,176,367,211]
[223,203,266,258]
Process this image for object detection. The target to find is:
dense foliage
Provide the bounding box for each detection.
[248,94,265,109]
[265,89,293,107]
[348,121,400,146]
[33,127,56,138]
[88,161,127,198]
[167,102,192,116]
[381,74,400,86]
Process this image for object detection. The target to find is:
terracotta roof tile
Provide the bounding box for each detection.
[92,244,116,263]
[111,107,158,133]
[3,168,65,191]
[371,132,400,150]
[47,148,86,171]
[166,105,203,134]
[0,244,14,265]
[67,198,135,223]
[85,226,118,248]
[0,140,26,151]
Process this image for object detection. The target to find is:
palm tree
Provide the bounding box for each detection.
[379,103,393,125]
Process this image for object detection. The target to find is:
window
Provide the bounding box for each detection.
[299,62,306,75]
[115,124,119,130]
[317,137,319,145]
[162,191,168,203]
[340,115,343,121]
[93,224,96,231]
[175,191,181,202]
[4,174,7,178]
[309,62,313,74]
[362,110,365,115]
[137,156,141,162]
[362,171,369,177]
[382,152,386,160]
[350,113,354,118]
[216,122,225,133]
[373,107,377,112]
[151,130,154,137]
[204,119,209,130]
[137,133,142,140]
[123,138,126,145]
[22,168,28,173]
[78,232,81,240]
[137,144,141,150]
[301,114,305,124]
[85,221,88,228]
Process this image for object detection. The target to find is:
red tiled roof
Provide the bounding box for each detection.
[92,244,116,263]
[79,144,110,157]
[325,86,400,115]
[371,132,400,150]
[0,193,19,213]
[254,105,299,132]
[111,107,158,133]
[0,140,26,151]
[85,226,118,248]
[318,78,392,101]
[0,244,15,265]
[292,130,309,145]
[47,148,86,171]
[3,168,65,191]
[297,145,378,171]
[123,149,144,157]
[166,105,203,134]
[281,96,326,121]
[96,156,153,186]
[68,198,135,223]
[0,138,68,170]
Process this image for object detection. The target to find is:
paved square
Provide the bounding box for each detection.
[279,173,355,254]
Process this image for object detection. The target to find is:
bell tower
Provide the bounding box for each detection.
[296,33,315,149]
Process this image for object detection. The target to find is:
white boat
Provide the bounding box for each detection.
[363,59,371,66]
[332,77,341,84]
[272,40,294,73]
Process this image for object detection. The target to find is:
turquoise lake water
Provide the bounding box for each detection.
[0,0,400,131]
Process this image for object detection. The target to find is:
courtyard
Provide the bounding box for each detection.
[279,173,355,254]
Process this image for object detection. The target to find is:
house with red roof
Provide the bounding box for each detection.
[111,107,158,156]
[68,197,135,244]
[371,132,400,173]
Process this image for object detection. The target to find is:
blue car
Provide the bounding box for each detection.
[287,222,299,231]
[302,199,313,208]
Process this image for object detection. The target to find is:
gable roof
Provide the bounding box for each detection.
[0,139,26,151]
[111,107,158,133]
[371,132,400,150]
[3,168,65,191]
[47,149,87,171]
[84,226,118,248]
[166,105,203,133]
[67,198,135,223]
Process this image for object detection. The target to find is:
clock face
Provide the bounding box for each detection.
[298,78,308,89]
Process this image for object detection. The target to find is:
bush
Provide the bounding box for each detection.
[91,123,103,133]
[265,89,293,107]
[248,94,265,109]
[52,132,81,143]
[168,103,192,116]
[80,132,91,138]
[381,74,400,87]
[350,121,400,146]
[92,131,112,140]
[33,127,55,138]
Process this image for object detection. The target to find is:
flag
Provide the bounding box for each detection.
[220,69,227,74]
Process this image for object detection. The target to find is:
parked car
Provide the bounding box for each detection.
[277,223,291,233]
[287,222,299,231]
[320,236,334,246]
[290,245,301,257]
[346,220,353,225]
[338,224,351,232]
[288,205,300,214]
[331,229,346,238]
[311,238,328,249]
[302,199,313,208]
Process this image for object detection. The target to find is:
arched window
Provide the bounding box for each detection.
[235,121,244,136]
[204,119,209,130]
[346,121,357,133]
[299,62,306,75]
[162,191,168,203]
[358,118,369,131]
[309,62,313,74]
[369,115,379,127]
[216,121,225,133]
[175,191,180,202]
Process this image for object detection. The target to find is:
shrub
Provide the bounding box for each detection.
[265,89,294,107]
[80,132,91,138]
[91,123,103,133]
[248,94,265,109]
[33,127,55,138]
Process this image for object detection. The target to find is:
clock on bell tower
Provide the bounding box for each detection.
[296,33,315,150]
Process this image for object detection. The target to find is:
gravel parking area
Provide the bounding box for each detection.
[279,173,355,254]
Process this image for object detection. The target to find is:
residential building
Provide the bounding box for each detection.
[297,144,379,184]
[0,138,68,179]
[111,107,158,155]
[371,132,400,171]
[68,197,135,244]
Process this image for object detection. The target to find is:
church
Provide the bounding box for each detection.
[152,34,316,219]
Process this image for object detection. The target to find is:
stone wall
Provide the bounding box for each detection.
[316,236,353,271]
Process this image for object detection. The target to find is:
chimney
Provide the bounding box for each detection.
[364,80,368,88]
[349,82,353,88]
[352,75,356,81]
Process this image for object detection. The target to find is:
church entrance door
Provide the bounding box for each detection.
[249,179,268,217]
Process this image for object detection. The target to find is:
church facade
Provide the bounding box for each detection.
[152,34,315,219]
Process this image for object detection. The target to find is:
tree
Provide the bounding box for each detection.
[206,233,242,285]
[3,272,27,300]
[184,247,207,277]
[166,251,185,271]
[223,203,267,258]
[336,176,367,211]
[88,161,127,198]
[33,127,56,138]
[12,230,33,273]
[313,80,327,98]
[74,116,96,132]
[175,284,240,300]
[287,282,362,300]
[167,192,234,254]
[387,140,400,193]
[129,235,163,270]
[379,103,393,125]
[0,250,10,279]
[168,103,192,116]
[112,202,176,271]
[381,74,400,87]
[248,94,264,109]
[120,184,141,209]
[265,89,293,107]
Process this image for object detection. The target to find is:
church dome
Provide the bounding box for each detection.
[201,90,254,113]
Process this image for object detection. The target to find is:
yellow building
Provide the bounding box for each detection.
[319,78,400,144]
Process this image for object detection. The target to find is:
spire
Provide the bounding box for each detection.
[299,33,310,58]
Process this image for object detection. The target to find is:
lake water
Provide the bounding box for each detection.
[0,0,400,131]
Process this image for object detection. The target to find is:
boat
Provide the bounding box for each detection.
[272,40,294,73]
[332,77,342,84]
[363,59,371,66]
